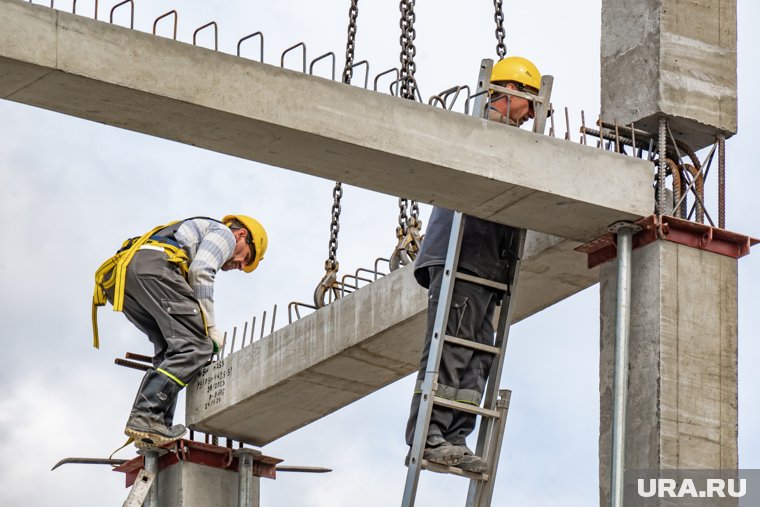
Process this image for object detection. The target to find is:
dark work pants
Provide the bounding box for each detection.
[105,249,214,385]
[405,265,498,447]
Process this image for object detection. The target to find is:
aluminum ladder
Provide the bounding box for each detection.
[400,59,552,507]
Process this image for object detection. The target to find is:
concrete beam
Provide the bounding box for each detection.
[187,232,597,445]
[601,0,737,150]
[0,0,653,242]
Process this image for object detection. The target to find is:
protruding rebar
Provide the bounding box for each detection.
[241,321,249,348]
[193,21,219,51]
[309,52,336,80]
[237,32,264,61]
[718,135,726,228]
[281,42,307,72]
[270,304,277,334]
[657,117,667,214]
[109,0,133,29]
[260,311,267,340]
[153,10,178,40]
[230,326,237,355]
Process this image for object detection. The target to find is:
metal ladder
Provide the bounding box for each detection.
[400,59,552,507]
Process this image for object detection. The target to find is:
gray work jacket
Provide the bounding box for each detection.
[413,207,519,289]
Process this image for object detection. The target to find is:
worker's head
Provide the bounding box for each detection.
[488,56,541,127]
[221,215,268,273]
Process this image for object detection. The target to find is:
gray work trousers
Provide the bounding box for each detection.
[405,265,499,447]
[104,249,214,384]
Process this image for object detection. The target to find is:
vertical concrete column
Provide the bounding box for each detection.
[601,0,737,150]
[157,461,261,507]
[599,240,738,505]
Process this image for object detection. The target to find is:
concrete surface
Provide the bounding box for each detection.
[158,460,258,507]
[0,0,653,242]
[598,240,738,505]
[187,231,598,445]
[601,0,737,150]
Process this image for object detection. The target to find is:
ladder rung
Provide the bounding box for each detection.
[433,397,501,418]
[420,459,490,481]
[454,272,509,292]
[443,335,500,355]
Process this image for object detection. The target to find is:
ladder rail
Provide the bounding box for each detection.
[401,211,468,507]
[467,390,511,507]
[465,229,526,504]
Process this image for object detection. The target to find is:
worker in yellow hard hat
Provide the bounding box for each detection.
[405,57,542,474]
[487,56,542,127]
[92,215,267,447]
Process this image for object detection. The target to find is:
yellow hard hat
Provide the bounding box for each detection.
[490,56,541,93]
[222,214,268,273]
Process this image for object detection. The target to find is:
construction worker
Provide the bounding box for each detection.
[92,215,268,447]
[406,57,541,473]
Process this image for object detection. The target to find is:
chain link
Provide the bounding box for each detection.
[397,197,408,235]
[493,0,507,59]
[324,0,359,273]
[342,0,359,85]
[327,182,343,270]
[398,0,418,100]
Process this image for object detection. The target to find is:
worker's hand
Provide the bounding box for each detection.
[208,326,225,354]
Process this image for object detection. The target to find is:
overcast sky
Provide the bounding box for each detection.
[1,0,758,506]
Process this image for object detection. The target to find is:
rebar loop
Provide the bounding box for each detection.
[237,32,264,61]
[428,85,472,114]
[374,68,400,94]
[109,0,133,29]
[348,60,370,89]
[193,21,219,51]
[153,10,178,40]
[310,52,337,80]
[281,42,307,73]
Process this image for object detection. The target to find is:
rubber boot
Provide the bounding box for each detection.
[125,369,187,447]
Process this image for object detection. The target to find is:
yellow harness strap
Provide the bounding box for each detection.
[92,221,190,348]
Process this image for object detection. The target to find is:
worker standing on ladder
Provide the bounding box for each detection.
[92,215,268,447]
[405,57,542,473]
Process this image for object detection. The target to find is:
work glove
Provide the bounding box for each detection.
[208,326,225,354]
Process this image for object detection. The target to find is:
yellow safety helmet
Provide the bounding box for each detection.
[222,214,268,273]
[490,56,541,93]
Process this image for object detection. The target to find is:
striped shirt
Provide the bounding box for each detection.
[174,218,235,328]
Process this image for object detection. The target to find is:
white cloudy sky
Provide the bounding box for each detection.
[1,0,758,506]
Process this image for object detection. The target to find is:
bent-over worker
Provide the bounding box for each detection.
[92,215,268,447]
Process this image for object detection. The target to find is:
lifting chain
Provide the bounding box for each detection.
[391,0,423,271]
[315,0,359,308]
[493,0,507,59]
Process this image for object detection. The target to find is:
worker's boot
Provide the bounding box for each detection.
[453,445,488,474]
[125,369,186,447]
[405,435,465,467]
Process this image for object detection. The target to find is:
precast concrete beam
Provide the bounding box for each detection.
[0,0,653,242]
[187,232,597,445]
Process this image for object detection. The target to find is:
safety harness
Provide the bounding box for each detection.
[91,221,192,349]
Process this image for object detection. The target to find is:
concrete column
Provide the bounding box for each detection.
[157,461,260,507]
[601,0,737,150]
[599,240,738,505]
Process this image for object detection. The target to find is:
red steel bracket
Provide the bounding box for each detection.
[114,439,282,487]
[576,215,759,269]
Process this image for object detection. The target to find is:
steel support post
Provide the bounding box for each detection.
[608,222,637,507]
[142,449,160,507]
[236,448,260,507]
